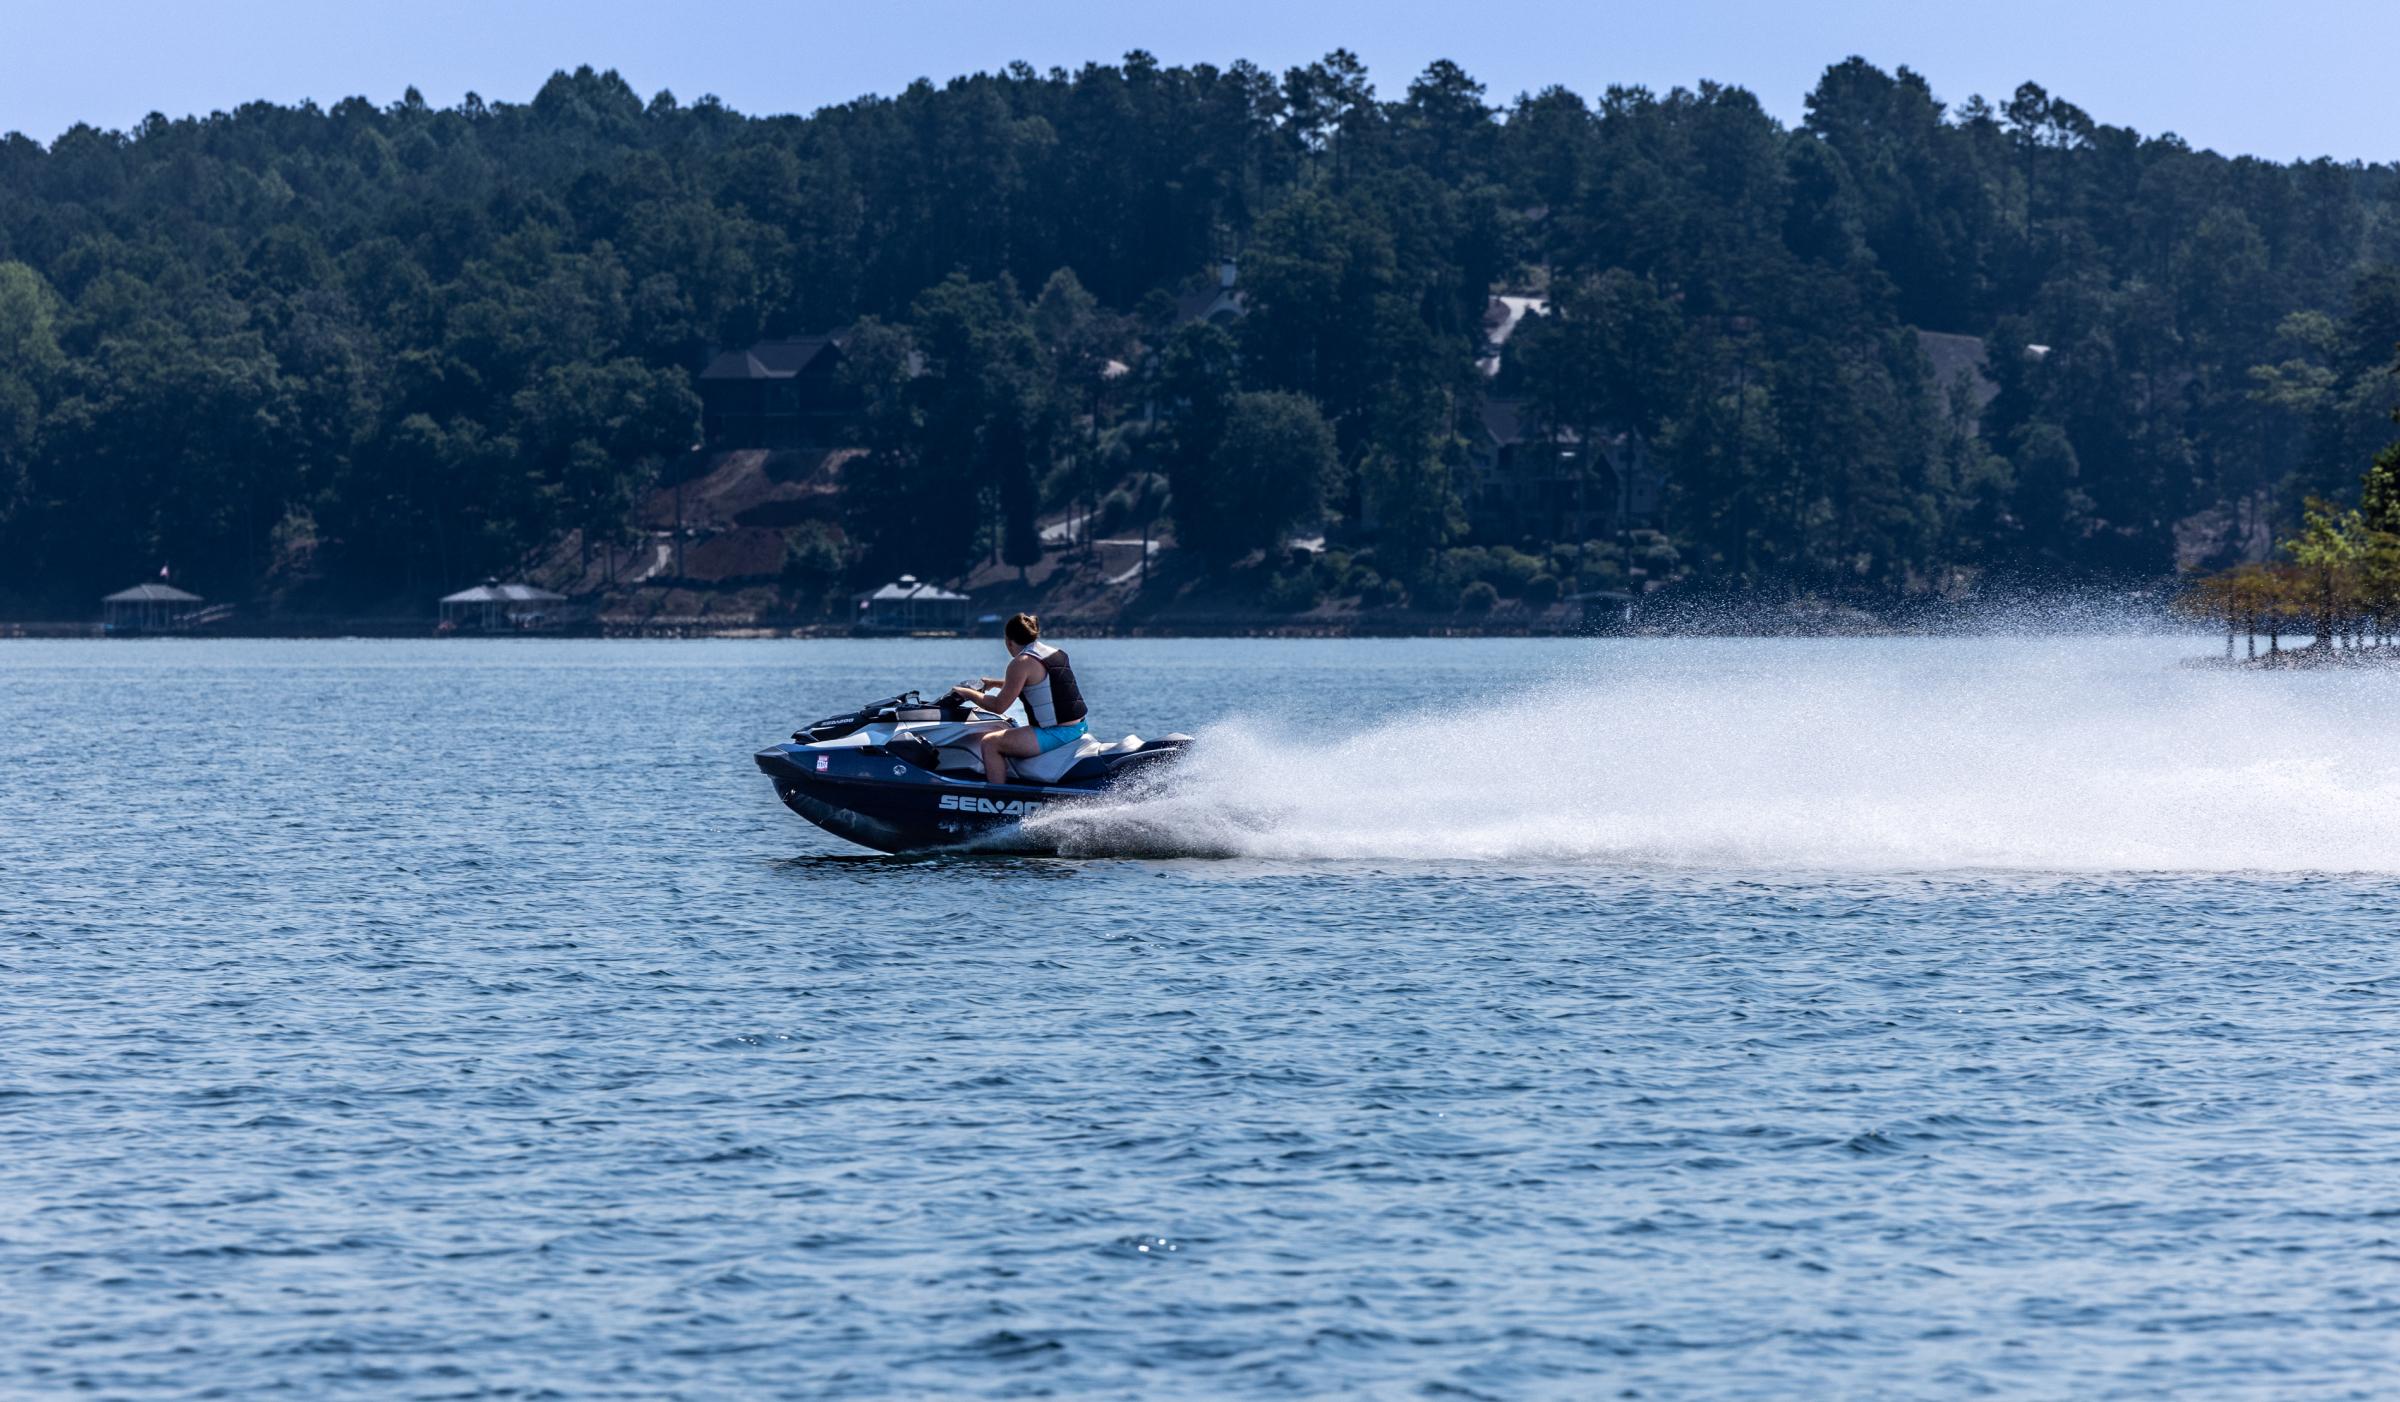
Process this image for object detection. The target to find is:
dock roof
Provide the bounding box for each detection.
[440,582,566,605]
[104,583,203,603]
[855,574,968,604]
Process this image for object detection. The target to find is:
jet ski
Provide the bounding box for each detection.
[754,689,1190,854]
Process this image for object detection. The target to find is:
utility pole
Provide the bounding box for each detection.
[1617,436,1634,587]
[677,441,700,580]
[1730,327,1752,588]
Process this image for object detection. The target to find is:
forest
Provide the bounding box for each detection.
[3,53,2399,616]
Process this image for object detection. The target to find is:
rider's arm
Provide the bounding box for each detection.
[953,655,1042,717]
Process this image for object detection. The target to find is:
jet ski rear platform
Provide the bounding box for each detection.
[755,690,1189,854]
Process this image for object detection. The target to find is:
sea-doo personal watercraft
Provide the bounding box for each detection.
[755,689,1190,853]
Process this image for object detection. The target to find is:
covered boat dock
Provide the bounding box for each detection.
[438,580,568,632]
[102,582,204,633]
[854,575,970,633]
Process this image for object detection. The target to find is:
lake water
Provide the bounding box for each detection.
[5,635,2400,1397]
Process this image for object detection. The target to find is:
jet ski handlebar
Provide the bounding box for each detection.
[793,687,1004,742]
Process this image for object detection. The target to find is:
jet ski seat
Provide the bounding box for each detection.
[1008,732,1139,785]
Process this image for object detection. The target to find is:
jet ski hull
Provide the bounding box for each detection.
[755,740,1171,855]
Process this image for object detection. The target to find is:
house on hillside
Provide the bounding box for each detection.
[1463,399,1664,545]
[698,334,860,450]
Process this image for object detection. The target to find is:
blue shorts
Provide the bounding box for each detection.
[1030,719,1089,753]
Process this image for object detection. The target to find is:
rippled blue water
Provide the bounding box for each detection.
[6,637,2400,1397]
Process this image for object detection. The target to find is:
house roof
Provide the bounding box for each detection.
[1172,283,1247,327]
[1482,295,1548,347]
[1480,397,1529,445]
[1914,329,2001,413]
[104,583,202,603]
[1478,397,1587,447]
[440,582,566,605]
[1478,295,1550,376]
[698,335,846,381]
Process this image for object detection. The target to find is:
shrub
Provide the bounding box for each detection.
[1487,546,1544,594]
[1265,567,1322,612]
[1523,573,1561,607]
[781,523,845,586]
[1576,555,1624,590]
[1629,529,1680,577]
[1379,577,1411,609]
[1459,579,1499,613]
[1431,546,1485,595]
[1315,549,1353,591]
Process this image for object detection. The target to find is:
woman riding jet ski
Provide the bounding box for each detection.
[948,612,1092,782]
[754,613,1189,854]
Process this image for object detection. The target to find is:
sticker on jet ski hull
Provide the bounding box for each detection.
[937,794,1047,816]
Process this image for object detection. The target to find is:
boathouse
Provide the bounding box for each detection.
[438,580,568,632]
[102,582,203,633]
[854,575,970,633]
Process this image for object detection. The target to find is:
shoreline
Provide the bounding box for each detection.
[2181,641,2400,670]
[2,620,2241,643]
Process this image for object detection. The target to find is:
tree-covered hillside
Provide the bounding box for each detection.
[2,54,2397,614]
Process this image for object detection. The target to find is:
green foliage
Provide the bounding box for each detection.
[1173,390,1337,562]
[514,357,698,562]
[0,262,62,517]
[1458,579,1499,613]
[1513,269,1682,439]
[1264,563,1322,612]
[1627,529,1681,579]
[2,54,2398,612]
[997,417,1044,579]
[781,521,846,586]
[1155,321,1239,467]
[1430,544,1552,597]
[2190,453,2400,647]
[1360,440,1461,586]
[2361,443,2400,536]
[841,276,1053,578]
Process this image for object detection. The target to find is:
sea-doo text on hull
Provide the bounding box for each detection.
[755,690,1189,853]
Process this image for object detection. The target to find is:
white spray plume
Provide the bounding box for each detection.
[1021,639,2400,872]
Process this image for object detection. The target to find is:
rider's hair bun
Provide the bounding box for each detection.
[1005,612,1040,645]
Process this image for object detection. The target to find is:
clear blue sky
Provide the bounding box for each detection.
[4,0,2393,162]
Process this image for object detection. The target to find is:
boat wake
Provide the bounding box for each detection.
[1018,642,2400,872]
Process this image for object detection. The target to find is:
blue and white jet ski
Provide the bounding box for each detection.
[755,689,1190,854]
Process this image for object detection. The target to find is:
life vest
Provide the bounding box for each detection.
[1019,640,1087,727]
